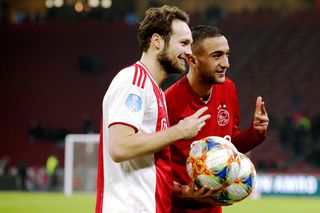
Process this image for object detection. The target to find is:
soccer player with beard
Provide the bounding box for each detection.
[165,25,269,213]
[95,6,211,213]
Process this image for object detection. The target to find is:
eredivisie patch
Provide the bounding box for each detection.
[125,93,142,112]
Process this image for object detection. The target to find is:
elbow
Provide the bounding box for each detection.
[109,144,127,163]
[110,155,124,163]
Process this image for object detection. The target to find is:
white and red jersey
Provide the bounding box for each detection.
[96,61,173,213]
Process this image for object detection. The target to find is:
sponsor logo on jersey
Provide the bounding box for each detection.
[125,93,142,112]
[160,118,168,130]
[217,104,229,126]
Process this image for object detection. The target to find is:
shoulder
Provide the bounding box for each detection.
[110,63,150,90]
[164,76,187,98]
[112,64,136,84]
[221,77,237,91]
[225,77,235,86]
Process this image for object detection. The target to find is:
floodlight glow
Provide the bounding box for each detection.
[75,2,84,12]
[88,0,99,8]
[101,0,112,9]
[54,0,64,8]
[45,0,54,8]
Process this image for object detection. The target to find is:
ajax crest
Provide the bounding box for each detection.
[217,104,229,126]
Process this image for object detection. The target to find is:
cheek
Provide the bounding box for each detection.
[166,47,178,58]
[202,61,216,71]
[199,57,215,66]
[174,44,186,54]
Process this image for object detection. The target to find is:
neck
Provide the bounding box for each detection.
[140,53,168,86]
[187,68,212,99]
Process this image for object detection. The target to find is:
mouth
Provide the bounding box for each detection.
[184,53,193,60]
[179,53,192,61]
[215,70,226,77]
[178,55,187,65]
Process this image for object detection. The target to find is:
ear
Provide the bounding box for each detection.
[150,33,164,50]
[187,54,197,66]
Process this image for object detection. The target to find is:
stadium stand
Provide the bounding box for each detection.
[214,11,320,170]
[1,9,320,176]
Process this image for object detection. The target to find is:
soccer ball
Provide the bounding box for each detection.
[186,136,240,191]
[214,153,256,203]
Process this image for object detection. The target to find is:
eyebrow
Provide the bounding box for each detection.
[181,37,192,44]
[210,50,229,56]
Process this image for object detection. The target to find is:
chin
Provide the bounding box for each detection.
[167,66,184,74]
[215,77,225,84]
[174,63,186,74]
[179,65,187,73]
[177,61,187,71]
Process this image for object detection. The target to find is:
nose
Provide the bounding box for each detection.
[185,44,192,57]
[220,55,230,69]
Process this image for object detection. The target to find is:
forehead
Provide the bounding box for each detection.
[197,36,229,54]
[170,19,192,42]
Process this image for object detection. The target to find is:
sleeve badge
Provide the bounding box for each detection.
[125,93,142,112]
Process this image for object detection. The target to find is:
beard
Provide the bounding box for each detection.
[200,74,216,85]
[157,47,186,74]
[198,63,225,85]
[199,70,225,85]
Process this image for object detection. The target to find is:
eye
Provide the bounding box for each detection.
[212,54,220,60]
[181,40,191,46]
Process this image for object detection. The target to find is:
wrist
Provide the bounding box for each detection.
[172,122,188,140]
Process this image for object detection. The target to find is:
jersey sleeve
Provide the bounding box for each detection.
[105,68,146,132]
[230,82,267,153]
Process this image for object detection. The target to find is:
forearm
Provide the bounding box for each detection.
[109,124,185,162]
[109,106,210,162]
[233,125,266,153]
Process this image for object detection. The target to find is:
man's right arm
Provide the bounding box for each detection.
[109,107,211,162]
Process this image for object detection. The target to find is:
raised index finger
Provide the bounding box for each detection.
[255,96,262,114]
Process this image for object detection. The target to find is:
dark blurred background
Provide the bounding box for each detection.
[0,0,320,191]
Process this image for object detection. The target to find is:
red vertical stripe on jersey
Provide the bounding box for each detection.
[132,64,147,89]
[141,71,147,89]
[137,67,144,87]
[132,64,138,85]
[95,119,104,213]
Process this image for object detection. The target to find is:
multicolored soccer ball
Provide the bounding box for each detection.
[215,152,256,203]
[186,136,240,191]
